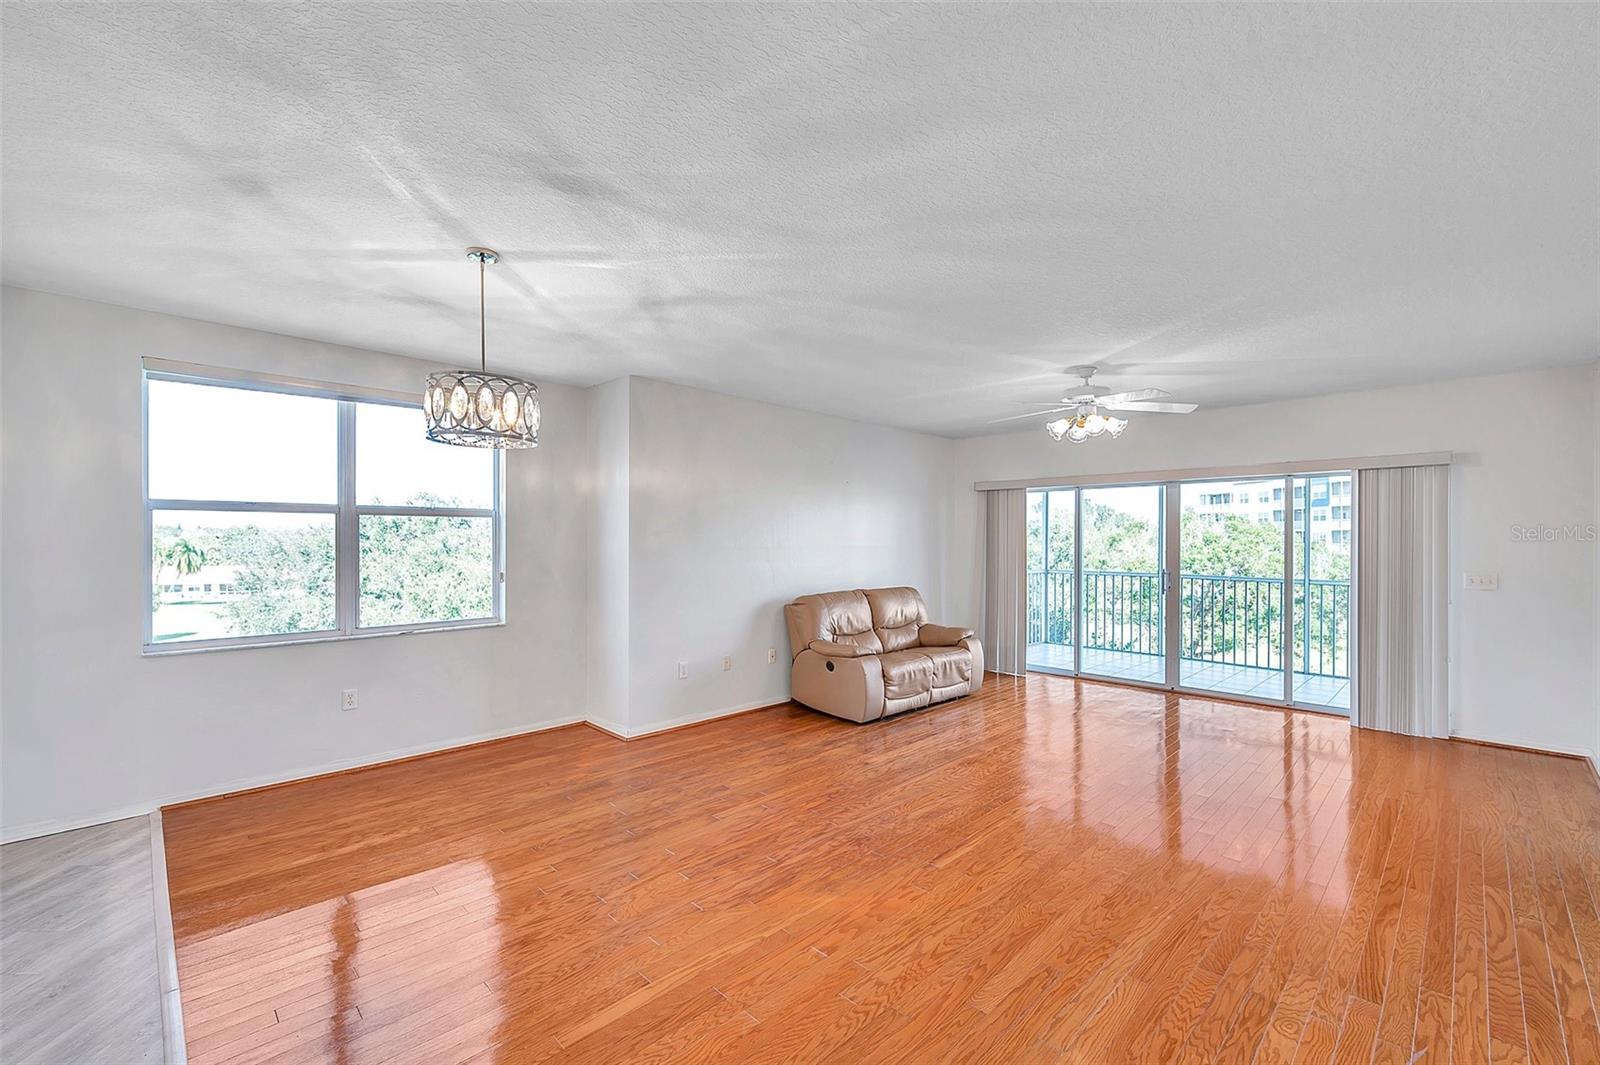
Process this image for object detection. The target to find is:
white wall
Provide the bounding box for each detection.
[951,366,1599,757]
[620,377,955,735]
[585,377,632,737]
[4,288,1592,839]
[0,292,960,836]
[0,289,593,840]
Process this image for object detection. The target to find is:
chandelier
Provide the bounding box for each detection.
[424,247,540,448]
[1045,408,1127,443]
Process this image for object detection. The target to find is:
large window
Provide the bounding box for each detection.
[144,367,502,651]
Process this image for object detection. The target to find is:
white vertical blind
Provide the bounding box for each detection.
[983,488,1028,675]
[1355,466,1449,737]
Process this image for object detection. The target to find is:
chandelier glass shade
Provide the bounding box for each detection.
[1046,409,1127,443]
[424,248,540,449]
[423,370,539,448]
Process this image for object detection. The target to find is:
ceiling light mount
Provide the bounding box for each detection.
[985,362,1198,440]
[423,246,540,449]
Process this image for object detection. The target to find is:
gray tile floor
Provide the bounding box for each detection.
[1026,643,1350,711]
[1,817,167,1064]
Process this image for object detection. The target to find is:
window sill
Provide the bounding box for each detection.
[141,619,505,657]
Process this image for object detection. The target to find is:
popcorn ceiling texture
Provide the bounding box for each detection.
[2,2,1594,436]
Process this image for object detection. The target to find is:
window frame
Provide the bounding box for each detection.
[141,359,505,655]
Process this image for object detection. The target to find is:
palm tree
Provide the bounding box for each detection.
[153,538,206,610]
[167,539,205,580]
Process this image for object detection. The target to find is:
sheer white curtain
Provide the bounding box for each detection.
[983,488,1028,675]
[1355,465,1449,737]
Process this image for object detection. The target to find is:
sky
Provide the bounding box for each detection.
[147,380,492,509]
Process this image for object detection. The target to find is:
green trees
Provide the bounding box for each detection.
[358,514,493,627]
[1026,496,1351,674]
[152,495,492,641]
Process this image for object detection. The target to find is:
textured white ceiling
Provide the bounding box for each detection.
[3,3,1595,436]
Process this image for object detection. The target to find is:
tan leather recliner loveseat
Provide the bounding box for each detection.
[783,587,984,723]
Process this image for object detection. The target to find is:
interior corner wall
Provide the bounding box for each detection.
[0,287,594,841]
[582,376,958,737]
[585,377,632,737]
[949,364,1599,759]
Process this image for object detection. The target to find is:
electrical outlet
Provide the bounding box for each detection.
[767,647,777,664]
[677,662,689,680]
[341,688,358,711]
[722,655,733,671]
[1463,573,1499,591]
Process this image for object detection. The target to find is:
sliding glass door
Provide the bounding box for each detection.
[1079,485,1164,684]
[1022,470,1353,714]
[1178,479,1286,699]
[1026,488,1075,673]
[1291,474,1352,710]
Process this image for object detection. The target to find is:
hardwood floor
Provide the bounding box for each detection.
[162,674,1600,1064]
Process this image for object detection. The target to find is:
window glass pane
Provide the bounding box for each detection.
[151,511,335,642]
[1292,473,1352,711]
[357,402,494,509]
[148,380,336,503]
[359,515,494,627]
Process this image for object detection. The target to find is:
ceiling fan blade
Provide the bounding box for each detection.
[1102,401,1198,414]
[987,407,1069,424]
[1095,387,1170,405]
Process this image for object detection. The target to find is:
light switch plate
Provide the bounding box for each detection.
[1463,574,1499,591]
[677,662,689,679]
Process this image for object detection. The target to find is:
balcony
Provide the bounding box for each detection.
[1026,568,1350,709]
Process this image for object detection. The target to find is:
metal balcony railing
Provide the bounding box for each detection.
[1026,568,1350,679]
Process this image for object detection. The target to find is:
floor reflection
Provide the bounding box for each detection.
[161,676,1599,1064]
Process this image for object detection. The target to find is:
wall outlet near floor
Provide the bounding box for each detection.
[722,655,733,672]
[767,647,777,664]
[1463,573,1499,591]
[677,662,689,680]
[341,688,358,711]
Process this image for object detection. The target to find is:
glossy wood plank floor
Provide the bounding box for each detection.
[163,674,1600,1064]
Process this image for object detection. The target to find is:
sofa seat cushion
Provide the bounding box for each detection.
[878,649,935,700]
[916,646,973,689]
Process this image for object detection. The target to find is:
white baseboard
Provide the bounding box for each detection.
[0,715,587,845]
[2,699,795,844]
[1,804,159,846]
[585,715,629,739]
[588,697,788,740]
[1449,730,1596,761]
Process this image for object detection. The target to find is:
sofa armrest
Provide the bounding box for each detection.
[792,648,887,723]
[808,639,875,658]
[919,623,975,646]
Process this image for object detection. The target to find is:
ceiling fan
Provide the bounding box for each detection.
[990,365,1198,442]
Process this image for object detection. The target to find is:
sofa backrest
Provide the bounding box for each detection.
[865,587,928,652]
[784,590,883,660]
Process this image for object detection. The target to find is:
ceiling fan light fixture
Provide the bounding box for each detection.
[1045,409,1128,443]
[424,247,540,449]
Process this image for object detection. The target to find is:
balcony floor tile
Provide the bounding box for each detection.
[1024,643,1350,712]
